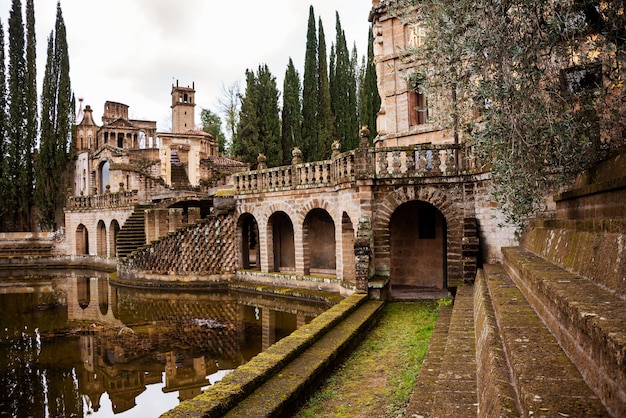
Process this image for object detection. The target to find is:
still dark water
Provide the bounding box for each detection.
[0,269,330,417]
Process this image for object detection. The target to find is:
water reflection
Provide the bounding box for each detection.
[0,271,330,417]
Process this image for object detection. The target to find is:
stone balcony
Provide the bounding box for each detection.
[234,143,479,194]
[66,190,138,210]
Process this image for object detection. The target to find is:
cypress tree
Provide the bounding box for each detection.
[24,0,37,226]
[255,64,281,167]
[6,0,29,231]
[281,58,302,165]
[359,25,380,140]
[348,42,359,145]
[0,22,7,228]
[233,69,260,166]
[301,5,318,161]
[332,12,359,151]
[316,18,333,161]
[35,1,73,230]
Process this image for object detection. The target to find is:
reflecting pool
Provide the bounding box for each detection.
[0,270,331,417]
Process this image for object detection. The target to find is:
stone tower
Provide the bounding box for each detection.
[171,81,195,133]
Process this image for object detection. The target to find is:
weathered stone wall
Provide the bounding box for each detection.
[120,210,236,277]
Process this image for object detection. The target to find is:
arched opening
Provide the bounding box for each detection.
[77,277,91,310]
[389,201,447,296]
[341,212,356,284]
[268,211,295,273]
[303,208,336,276]
[96,220,107,257]
[76,224,89,255]
[109,220,120,257]
[99,161,110,194]
[239,213,260,270]
[98,277,109,316]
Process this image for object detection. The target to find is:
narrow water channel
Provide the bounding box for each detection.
[0,270,331,417]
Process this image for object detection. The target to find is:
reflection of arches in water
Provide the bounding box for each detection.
[76,224,89,255]
[109,220,120,258]
[98,277,109,316]
[389,200,447,290]
[304,208,336,275]
[97,220,107,257]
[238,213,260,270]
[77,277,91,309]
[268,211,295,273]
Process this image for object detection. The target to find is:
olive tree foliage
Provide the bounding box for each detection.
[391,0,626,228]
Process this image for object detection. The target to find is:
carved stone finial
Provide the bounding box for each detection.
[331,139,341,159]
[360,125,371,139]
[257,153,267,170]
[291,146,303,165]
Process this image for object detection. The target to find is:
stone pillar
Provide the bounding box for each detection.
[145,209,157,244]
[354,215,373,292]
[297,314,308,329]
[355,126,372,178]
[188,207,201,225]
[262,308,276,350]
[257,153,267,170]
[169,208,184,232]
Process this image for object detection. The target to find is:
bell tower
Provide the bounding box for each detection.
[171,80,195,133]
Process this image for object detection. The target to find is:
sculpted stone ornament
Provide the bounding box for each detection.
[331,140,341,159]
[292,147,303,165]
[257,153,267,170]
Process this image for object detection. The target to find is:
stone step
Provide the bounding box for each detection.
[406,284,478,417]
[502,246,625,416]
[162,293,382,417]
[116,205,151,259]
[482,263,610,417]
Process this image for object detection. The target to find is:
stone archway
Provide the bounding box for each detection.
[76,224,89,255]
[389,201,447,292]
[303,208,336,276]
[267,211,295,273]
[109,220,120,257]
[374,185,465,289]
[238,213,260,270]
[96,220,107,257]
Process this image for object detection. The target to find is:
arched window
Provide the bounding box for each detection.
[100,161,110,194]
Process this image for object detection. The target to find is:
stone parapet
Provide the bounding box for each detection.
[66,190,138,210]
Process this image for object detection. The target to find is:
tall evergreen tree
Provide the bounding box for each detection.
[24,0,37,226]
[281,58,302,165]
[35,1,72,230]
[255,64,281,167]
[6,0,29,231]
[0,22,7,228]
[331,12,359,151]
[232,69,260,166]
[301,5,318,161]
[316,18,333,161]
[359,26,380,140]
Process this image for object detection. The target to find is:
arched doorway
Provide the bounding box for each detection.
[76,224,89,255]
[99,161,110,194]
[389,201,447,294]
[109,220,120,257]
[96,220,107,257]
[77,277,91,310]
[239,213,260,270]
[268,211,295,273]
[304,208,336,276]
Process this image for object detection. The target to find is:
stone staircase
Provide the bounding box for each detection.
[407,152,625,417]
[171,150,191,189]
[116,204,152,259]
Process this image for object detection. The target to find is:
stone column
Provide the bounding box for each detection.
[262,308,276,350]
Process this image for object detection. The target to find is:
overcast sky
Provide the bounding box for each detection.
[0,0,373,131]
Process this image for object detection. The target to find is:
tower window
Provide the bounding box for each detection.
[409,87,428,126]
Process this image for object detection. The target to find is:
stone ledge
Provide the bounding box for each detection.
[474,269,520,417]
[162,293,372,417]
[502,247,625,417]
[554,175,626,202]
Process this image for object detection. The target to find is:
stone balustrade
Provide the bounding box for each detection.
[234,144,476,194]
[66,190,138,210]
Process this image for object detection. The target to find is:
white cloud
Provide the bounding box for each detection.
[0,0,372,131]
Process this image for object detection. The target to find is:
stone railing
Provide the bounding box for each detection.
[66,190,138,210]
[371,144,475,178]
[234,144,477,194]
